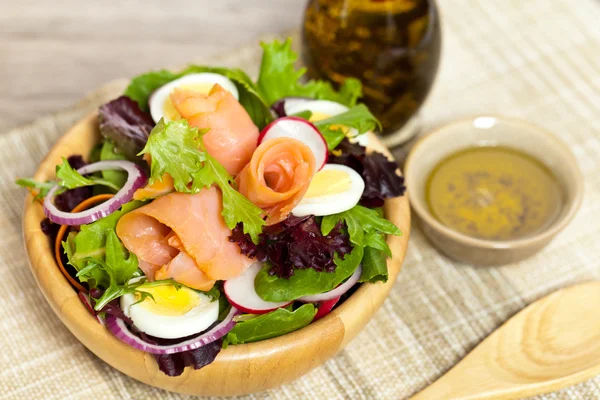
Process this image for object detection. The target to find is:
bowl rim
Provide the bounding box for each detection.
[22,112,411,396]
[404,114,584,250]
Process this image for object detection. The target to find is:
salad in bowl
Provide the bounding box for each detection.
[18,39,406,382]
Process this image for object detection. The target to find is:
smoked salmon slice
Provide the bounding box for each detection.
[116,187,253,290]
[171,84,259,176]
[236,137,316,225]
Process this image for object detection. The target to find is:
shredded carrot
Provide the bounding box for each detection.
[54,194,115,293]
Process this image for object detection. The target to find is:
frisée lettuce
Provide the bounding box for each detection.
[139,119,265,243]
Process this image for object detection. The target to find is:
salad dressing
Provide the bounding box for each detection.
[426,146,563,241]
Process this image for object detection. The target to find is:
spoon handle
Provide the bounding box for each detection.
[410,282,600,400]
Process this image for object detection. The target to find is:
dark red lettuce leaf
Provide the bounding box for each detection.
[153,339,222,377]
[98,96,155,160]
[136,325,222,377]
[329,138,405,207]
[230,215,351,279]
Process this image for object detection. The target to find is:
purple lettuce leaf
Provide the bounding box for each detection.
[136,325,222,377]
[329,138,405,207]
[98,96,155,161]
[230,215,351,279]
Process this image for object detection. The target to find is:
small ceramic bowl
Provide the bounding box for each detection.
[404,116,584,266]
[23,114,411,396]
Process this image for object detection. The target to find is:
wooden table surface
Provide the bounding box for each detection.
[0,0,305,131]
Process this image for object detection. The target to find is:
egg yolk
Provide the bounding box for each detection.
[305,169,352,198]
[309,112,350,135]
[135,284,201,316]
[163,82,216,121]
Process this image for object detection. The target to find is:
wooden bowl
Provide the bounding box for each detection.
[22,114,411,396]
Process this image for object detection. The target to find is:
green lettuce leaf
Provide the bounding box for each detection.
[88,230,141,310]
[254,245,364,302]
[64,201,145,273]
[124,69,179,111]
[321,205,400,249]
[224,304,316,346]
[99,140,128,188]
[55,157,120,192]
[360,246,389,283]
[124,66,273,129]
[321,205,401,283]
[139,119,207,193]
[257,38,362,107]
[139,119,264,242]
[313,104,381,150]
[63,202,149,309]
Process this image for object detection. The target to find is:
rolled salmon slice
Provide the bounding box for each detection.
[116,187,253,290]
[171,84,259,176]
[236,137,316,225]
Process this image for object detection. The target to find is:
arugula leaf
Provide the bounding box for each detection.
[360,246,389,283]
[99,140,128,188]
[224,304,316,345]
[104,230,139,285]
[140,119,265,243]
[124,69,179,111]
[55,158,120,192]
[15,178,55,200]
[257,38,362,107]
[73,229,141,310]
[313,104,381,150]
[124,66,273,129]
[254,245,364,302]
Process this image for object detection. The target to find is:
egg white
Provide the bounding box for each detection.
[292,164,365,217]
[120,282,219,339]
[285,99,369,147]
[149,73,239,123]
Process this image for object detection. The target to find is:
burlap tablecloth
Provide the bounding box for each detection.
[2,1,600,398]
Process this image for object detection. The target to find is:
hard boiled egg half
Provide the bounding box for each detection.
[120,280,218,339]
[292,164,365,217]
[285,99,369,147]
[149,73,239,123]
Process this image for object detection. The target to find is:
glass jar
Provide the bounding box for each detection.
[303,0,441,146]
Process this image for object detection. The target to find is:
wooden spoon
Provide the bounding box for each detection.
[411,281,600,400]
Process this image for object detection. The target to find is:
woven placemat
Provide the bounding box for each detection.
[2,1,600,399]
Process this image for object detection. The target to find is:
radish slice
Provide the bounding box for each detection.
[299,265,362,303]
[258,117,328,170]
[105,306,238,355]
[44,160,147,226]
[224,262,292,314]
[314,296,341,321]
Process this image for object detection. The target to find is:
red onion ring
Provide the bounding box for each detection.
[298,266,362,303]
[105,306,238,355]
[44,160,147,225]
